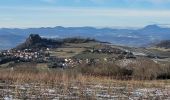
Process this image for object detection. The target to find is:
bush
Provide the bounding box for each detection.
[79,62,133,79]
[124,59,158,80]
[79,59,170,80]
[157,64,170,79]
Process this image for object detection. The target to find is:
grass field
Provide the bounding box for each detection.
[48,42,108,58]
[74,52,112,59]
[49,47,85,58]
[0,68,169,99]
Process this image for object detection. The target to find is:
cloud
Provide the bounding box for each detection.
[0,6,170,28]
[2,6,170,17]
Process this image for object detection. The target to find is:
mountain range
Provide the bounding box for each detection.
[1,24,170,50]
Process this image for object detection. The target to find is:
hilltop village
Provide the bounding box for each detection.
[0,34,139,68]
[1,34,169,69]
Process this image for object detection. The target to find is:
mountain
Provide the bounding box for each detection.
[0,24,170,49]
[0,33,25,50]
[142,24,161,30]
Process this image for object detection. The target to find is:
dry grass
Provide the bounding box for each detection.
[0,67,169,88]
[149,47,170,52]
[0,58,170,99]
[0,67,169,99]
[79,59,170,80]
[0,58,170,84]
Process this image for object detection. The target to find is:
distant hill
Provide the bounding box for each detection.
[16,34,97,50]
[1,24,170,49]
[155,40,170,49]
[0,33,25,50]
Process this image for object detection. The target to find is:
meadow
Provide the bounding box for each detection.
[0,64,169,100]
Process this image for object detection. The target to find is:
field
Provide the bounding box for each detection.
[49,47,85,58]
[0,68,169,100]
[48,42,100,58]
[0,42,170,99]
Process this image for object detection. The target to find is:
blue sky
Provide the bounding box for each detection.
[0,0,170,28]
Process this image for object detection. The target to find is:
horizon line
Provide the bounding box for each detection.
[0,24,170,29]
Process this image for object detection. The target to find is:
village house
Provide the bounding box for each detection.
[0,48,50,64]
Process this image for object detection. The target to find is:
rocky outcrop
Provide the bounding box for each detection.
[15,34,98,50]
[16,34,63,50]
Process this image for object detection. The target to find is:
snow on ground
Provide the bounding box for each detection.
[0,82,169,100]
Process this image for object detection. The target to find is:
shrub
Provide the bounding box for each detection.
[79,62,133,79]
[126,59,165,80]
[79,59,170,80]
[157,64,170,79]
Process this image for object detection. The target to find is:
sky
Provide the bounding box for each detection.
[0,0,170,28]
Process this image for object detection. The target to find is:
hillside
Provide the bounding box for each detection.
[16,34,97,50]
[0,34,170,81]
[155,40,170,49]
